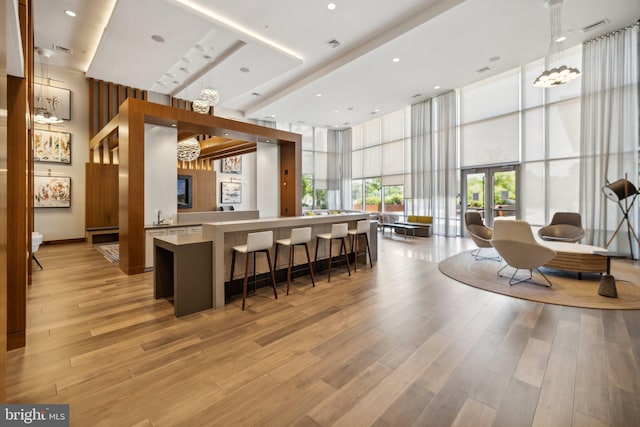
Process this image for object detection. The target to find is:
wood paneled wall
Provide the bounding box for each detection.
[178,168,217,212]
[88,78,147,165]
[85,163,119,228]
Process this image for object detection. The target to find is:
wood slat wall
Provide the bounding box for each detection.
[85,164,119,228]
[177,168,217,212]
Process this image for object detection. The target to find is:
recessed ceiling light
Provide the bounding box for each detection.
[433,85,440,90]
[554,36,566,42]
[392,58,400,63]
[151,34,165,43]
[347,107,354,111]
[203,54,212,60]
[195,44,205,51]
[165,72,175,78]
[252,92,261,97]
[489,56,500,62]
[65,10,76,17]
[171,124,177,127]
[240,67,250,73]
[156,81,166,86]
[412,93,422,98]
[316,93,322,97]
[334,110,340,113]
[224,132,230,136]
[328,3,336,10]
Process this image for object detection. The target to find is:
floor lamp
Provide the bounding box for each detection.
[602,176,640,259]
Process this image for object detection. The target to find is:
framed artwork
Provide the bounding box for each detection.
[34,129,71,163]
[222,156,242,174]
[221,182,242,204]
[34,83,71,121]
[34,176,71,208]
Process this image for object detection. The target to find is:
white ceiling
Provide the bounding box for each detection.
[33,0,640,129]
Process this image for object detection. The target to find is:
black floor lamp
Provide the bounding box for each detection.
[602,176,640,259]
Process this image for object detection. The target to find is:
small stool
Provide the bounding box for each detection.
[314,223,351,282]
[274,227,315,295]
[348,220,373,272]
[230,231,278,310]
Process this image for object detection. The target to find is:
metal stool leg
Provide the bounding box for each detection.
[242,252,250,310]
[33,254,43,270]
[304,243,316,287]
[341,237,351,276]
[265,249,278,299]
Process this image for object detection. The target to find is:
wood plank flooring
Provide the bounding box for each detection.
[6,235,640,426]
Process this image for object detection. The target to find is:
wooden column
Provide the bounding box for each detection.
[118,101,146,274]
[7,76,28,350]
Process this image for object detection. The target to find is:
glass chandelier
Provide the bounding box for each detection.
[177,138,201,162]
[533,0,580,88]
[34,48,64,124]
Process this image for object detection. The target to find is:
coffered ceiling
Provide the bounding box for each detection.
[33,0,640,129]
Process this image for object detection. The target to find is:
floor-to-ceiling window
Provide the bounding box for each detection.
[351,108,411,215]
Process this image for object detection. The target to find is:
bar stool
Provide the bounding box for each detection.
[314,223,351,282]
[274,227,315,295]
[348,220,373,272]
[229,231,278,310]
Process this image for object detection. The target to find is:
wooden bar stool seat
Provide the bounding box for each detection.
[348,220,373,272]
[274,227,315,295]
[314,223,351,282]
[229,231,278,310]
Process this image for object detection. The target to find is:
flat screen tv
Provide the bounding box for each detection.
[177,174,192,209]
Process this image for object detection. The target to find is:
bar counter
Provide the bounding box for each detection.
[203,213,376,309]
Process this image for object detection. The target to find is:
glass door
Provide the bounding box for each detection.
[462,165,518,229]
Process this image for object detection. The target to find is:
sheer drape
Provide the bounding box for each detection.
[409,92,458,236]
[410,99,433,215]
[433,91,459,236]
[580,24,639,255]
[327,129,351,210]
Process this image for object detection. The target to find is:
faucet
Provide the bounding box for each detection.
[155,210,164,225]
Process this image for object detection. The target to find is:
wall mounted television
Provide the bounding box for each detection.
[177,174,192,209]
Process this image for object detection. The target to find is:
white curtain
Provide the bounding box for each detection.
[433,91,459,236]
[410,99,433,215]
[327,129,351,210]
[580,24,639,256]
[409,92,458,236]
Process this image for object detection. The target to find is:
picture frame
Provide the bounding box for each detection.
[34,176,71,208]
[34,129,71,163]
[221,182,242,204]
[222,156,242,174]
[34,83,71,121]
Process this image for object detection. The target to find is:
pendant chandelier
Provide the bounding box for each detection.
[200,87,220,107]
[177,138,201,162]
[34,48,64,124]
[192,99,210,114]
[533,0,580,88]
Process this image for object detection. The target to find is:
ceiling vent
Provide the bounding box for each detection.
[582,19,609,33]
[476,66,490,73]
[326,39,341,48]
[53,44,73,55]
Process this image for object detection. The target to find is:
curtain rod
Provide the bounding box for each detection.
[584,20,639,44]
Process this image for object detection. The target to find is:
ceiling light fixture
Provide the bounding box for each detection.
[433,85,440,90]
[533,0,580,88]
[392,58,400,63]
[328,3,336,10]
[64,10,76,17]
[34,48,64,125]
[199,54,220,107]
[177,138,201,162]
[316,93,322,97]
[151,34,165,43]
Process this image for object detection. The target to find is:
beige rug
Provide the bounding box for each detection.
[97,244,119,263]
[438,250,640,309]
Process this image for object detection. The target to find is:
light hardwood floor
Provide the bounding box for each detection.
[6,234,640,426]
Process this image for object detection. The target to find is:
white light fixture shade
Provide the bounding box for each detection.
[192,99,210,114]
[177,138,201,162]
[532,0,580,88]
[34,48,65,124]
[200,87,220,106]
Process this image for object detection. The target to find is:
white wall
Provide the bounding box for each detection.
[215,152,257,211]
[144,125,177,225]
[256,143,280,218]
[34,66,89,241]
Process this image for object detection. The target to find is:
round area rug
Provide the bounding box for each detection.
[438,250,640,309]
